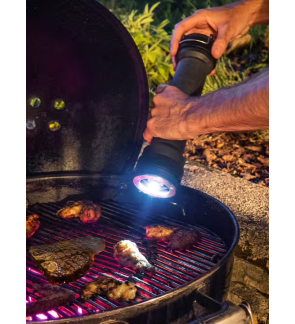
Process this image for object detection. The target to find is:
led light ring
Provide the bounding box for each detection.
[133,174,176,198]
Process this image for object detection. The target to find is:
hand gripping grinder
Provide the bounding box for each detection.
[133,33,217,198]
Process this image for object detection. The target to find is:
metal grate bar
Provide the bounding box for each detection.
[26,200,227,321]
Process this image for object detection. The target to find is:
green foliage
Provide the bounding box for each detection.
[202,58,245,95]
[118,3,175,99]
[249,25,269,46]
[97,0,268,101]
[98,0,237,31]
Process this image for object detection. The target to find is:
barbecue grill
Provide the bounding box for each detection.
[26,0,251,323]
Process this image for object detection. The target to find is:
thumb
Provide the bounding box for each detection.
[211,25,230,59]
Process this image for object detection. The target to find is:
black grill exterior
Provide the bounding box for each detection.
[26,176,239,324]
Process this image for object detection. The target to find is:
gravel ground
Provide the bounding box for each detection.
[181,160,269,267]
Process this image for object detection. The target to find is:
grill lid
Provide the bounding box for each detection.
[26,0,149,176]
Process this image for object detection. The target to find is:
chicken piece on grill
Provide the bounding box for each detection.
[114,240,155,274]
[26,214,40,240]
[145,224,179,241]
[57,201,101,223]
[26,283,75,316]
[29,236,105,284]
[169,228,200,250]
[82,277,137,301]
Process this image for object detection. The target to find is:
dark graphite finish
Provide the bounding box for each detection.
[26,0,149,176]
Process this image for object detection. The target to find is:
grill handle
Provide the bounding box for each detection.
[190,301,253,324]
[189,292,253,324]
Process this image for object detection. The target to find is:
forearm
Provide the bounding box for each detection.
[183,68,269,136]
[235,0,269,25]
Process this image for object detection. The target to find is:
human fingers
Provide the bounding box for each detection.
[172,56,177,71]
[143,119,155,143]
[210,69,216,76]
[170,11,206,57]
[211,24,231,59]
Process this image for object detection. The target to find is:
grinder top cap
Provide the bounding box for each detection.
[176,33,217,69]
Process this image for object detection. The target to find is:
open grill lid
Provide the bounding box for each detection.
[26,0,149,176]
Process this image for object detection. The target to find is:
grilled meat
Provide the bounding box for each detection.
[114,240,155,274]
[26,283,75,316]
[29,237,105,284]
[169,228,200,250]
[145,224,178,241]
[82,277,137,301]
[26,214,40,240]
[57,201,101,223]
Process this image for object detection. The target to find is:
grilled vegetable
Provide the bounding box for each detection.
[26,283,75,316]
[114,240,155,274]
[145,224,178,241]
[169,228,200,250]
[26,214,40,240]
[82,277,137,301]
[29,237,105,284]
[57,201,101,223]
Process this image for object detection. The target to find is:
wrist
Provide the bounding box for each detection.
[180,97,211,139]
[237,0,269,26]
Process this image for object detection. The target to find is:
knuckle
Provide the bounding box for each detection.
[174,22,183,32]
[152,95,160,105]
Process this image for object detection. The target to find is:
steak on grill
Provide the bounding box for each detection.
[26,283,75,316]
[26,214,40,240]
[82,277,137,301]
[114,240,155,274]
[169,228,200,250]
[29,237,105,284]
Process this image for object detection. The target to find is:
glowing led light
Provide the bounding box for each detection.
[36,314,48,320]
[144,180,163,192]
[48,310,59,318]
[26,316,32,321]
[77,307,83,314]
[136,178,171,198]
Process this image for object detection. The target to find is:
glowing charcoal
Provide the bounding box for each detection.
[48,310,59,318]
[28,267,41,275]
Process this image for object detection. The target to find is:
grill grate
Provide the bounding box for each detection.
[26,200,227,322]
